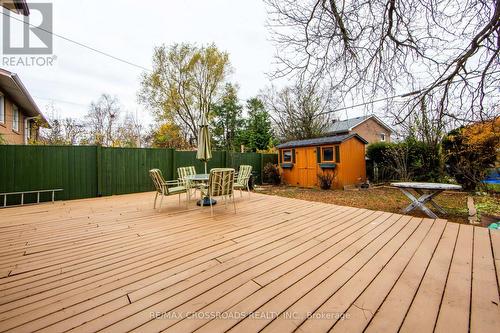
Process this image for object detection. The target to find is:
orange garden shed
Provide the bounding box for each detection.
[277,134,367,189]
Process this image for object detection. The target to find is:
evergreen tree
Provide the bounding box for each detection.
[243,97,275,151]
[210,84,244,151]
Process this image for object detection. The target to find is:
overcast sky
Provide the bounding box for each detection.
[1,0,284,124]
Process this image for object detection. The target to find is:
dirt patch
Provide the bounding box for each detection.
[256,185,478,224]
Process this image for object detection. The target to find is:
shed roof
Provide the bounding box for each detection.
[277,133,368,149]
[326,114,393,134]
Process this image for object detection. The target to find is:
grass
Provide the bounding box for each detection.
[256,185,486,224]
[475,195,500,218]
[484,183,500,193]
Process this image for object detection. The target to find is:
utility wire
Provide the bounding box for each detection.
[3,11,498,116]
[1,11,152,72]
[33,95,89,107]
[317,69,500,116]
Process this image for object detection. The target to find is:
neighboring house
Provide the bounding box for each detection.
[0,68,47,144]
[277,133,367,189]
[325,114,393,144]
[0,0,30,15]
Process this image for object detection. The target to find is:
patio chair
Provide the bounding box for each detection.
[234,165,252,197]
[177,166,198,197]
[149,169,189,211]
[201,168,236,216]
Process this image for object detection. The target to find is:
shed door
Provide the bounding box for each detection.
[297,147,317,187]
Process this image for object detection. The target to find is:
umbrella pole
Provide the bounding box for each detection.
[204,162,207,174]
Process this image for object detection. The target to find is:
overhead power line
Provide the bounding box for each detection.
[1,11,152,72]
[2,11,498,117]
[33,95,89,107]
[317,69,500,116]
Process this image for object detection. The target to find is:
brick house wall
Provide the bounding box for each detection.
[0,92,26,144]
[351,118,391,144]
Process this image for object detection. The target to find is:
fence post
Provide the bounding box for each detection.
[260,153,264,185]
[170,149,176,180]
[225,151,230,168]
[96,145,102,197]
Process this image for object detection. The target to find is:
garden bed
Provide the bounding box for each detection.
[256,185,499,224]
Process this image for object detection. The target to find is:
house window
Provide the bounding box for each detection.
[380,133,386,142]
[322,147,334,162]
[0,93,4,124]
[12,104,19,132]
[283,149,292,163]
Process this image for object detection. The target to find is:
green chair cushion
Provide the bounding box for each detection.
[168,186,187,194]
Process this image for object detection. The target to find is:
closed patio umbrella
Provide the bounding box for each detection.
[196,112,212,174]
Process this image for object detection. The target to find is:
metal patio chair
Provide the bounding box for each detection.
[234,165,252,198]
[177,166,198,198]
[200,168,236,216]
[149,169,189,211]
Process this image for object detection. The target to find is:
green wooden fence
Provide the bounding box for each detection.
[0,145,277,204]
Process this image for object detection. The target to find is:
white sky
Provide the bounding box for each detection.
[1,0,284,124]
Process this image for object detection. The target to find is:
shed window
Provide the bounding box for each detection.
[380,133,386,142]
[322,147,334,162]
[0,94,4,124]
[283,149,292,163]
[12,104,19,132]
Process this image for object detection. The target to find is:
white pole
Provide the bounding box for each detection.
[205,162,207,174]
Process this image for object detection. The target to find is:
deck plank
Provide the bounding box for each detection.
[470,227,500,333]
[329,218,435,333]
[261,215,415,333]
[193,211,392,333]
[164,213,401,333]
[399,222,459,332]
[434,224,474,333]
[0,192,497,333]
[363,219,447,333]
[491,229,500,294]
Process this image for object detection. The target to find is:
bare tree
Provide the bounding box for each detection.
[86,94,121,146]
[265,0,500,125]
[38,103,84,145]
[262,82,334,141]
[115,112,144,147]
[385,144,412,181]
[63,118,85,145]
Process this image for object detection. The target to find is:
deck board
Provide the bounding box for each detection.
[470,227,500,333]
[0,192,498,333]
[434,223,473,333]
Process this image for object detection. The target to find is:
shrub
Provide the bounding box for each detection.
[366,139,443,182]
[263,162,281,185]
[317,171,336,190]
[366,142,392,162]
[442,118,499,190]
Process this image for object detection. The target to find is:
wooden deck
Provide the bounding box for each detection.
[0,192,499,333]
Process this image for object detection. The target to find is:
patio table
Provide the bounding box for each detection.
[185,174,217,206]
[391,182,462,219]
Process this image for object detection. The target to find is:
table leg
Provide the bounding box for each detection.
[415,189,446,214]
[399,188,439,219]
